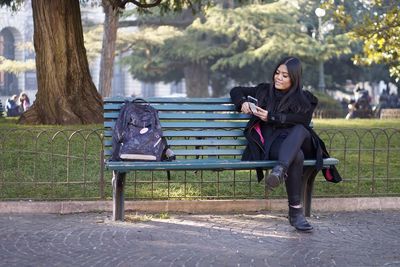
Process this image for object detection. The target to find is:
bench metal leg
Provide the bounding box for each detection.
[112,171,126,221]
[301,167,318,217]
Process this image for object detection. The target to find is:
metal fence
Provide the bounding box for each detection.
[312,108,347,119]
[0,127,399,200]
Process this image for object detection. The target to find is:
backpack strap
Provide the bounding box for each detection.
[161,137,175,180]
[161,137,176,161]
[132,98,149,104]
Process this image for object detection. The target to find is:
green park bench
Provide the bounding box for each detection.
[104,97,339,221]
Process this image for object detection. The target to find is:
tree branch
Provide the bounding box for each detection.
[356,21,400,39]
[119,0,162,8]
[118,8,197,28]
[119,18,194,27]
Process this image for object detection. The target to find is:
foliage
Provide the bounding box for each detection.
[83,26,104,63]
[0,0,24,11]
[0,56,35,74]
[132,0,210,15]
[324,0,400,81]
[120,26,184,82]
[353,2,400,81]
[120,1,351,88]
[0,41,35,73]
[312,90,342,110]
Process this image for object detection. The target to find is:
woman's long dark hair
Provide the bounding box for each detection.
[266,57,311,113]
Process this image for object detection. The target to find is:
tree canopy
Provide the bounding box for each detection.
[325,0,400,82]
[118,1,351,95]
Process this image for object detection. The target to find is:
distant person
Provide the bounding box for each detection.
[6,95,20,117]
[354,86,361,101]
[346,99,356,119]
[379,90,389,109]
[19,92,31,112]
[340,98,348,111]
[389,93,398,108]
[0,99,3,117]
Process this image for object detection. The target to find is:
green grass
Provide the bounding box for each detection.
[314,118,400,128]
[0,118,399,200]
[312,119,400,197]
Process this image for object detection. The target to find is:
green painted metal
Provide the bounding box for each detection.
[105,158,339,171]
[104,103,236,111]
[104,139,247,147]
[105,149,244,157]
[103,97,338,170]
[104,121,248,129]
[104,96,340,221]
[104,97,232,104]
[104,112,250,120]
[104,130,245,138]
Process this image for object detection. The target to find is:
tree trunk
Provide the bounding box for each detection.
[19,0,103,125]
[183,62,209,97]
[210,74,228,97]
[99,0,119,97]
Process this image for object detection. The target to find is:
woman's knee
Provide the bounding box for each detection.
[292,124,309,136]
[294,150,304,164]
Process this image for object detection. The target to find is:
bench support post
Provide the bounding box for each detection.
[112,171,126,221]
[301,167,318,217]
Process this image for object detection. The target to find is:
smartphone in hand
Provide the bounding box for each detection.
[247,96,258,113]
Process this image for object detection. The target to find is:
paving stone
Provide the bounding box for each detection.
[0,210,399,266]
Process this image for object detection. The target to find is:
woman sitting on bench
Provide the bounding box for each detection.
[230,56,340,232]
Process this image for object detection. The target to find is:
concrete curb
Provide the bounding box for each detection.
[0,197,399,214]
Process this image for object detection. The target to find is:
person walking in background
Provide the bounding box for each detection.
[230,56,341,232]
[5,94,20,117]
[19,92,31,112]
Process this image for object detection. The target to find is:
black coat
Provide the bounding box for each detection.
[230,83,342,183]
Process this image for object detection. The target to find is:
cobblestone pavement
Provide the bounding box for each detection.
[0,210,399,267]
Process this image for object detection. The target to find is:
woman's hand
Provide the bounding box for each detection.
[253,106,268,121]
[241,102,253,114]
[241,103,268,121]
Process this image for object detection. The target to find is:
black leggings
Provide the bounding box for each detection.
[269,125,314,206]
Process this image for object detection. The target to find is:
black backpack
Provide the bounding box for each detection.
[111,99,173,162]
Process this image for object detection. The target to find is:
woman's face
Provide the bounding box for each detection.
[274,64,292,91]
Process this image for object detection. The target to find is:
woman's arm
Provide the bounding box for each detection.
[230,86,259,112]
[268,110,313,126]
[254,91,318,126]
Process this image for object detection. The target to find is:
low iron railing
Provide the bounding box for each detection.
[0,128,399,200]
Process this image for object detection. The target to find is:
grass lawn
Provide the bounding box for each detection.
[314,118,400,128]
[0,117,399,200]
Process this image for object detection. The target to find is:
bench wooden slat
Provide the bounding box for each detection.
[104,112,250,120]
[104,130,246,138]
[104,139,247,147]
[104,97,232,104]
[105,149,244,157]
[104,121,248,129]
[105,158,339,171]
[104,103,236,111]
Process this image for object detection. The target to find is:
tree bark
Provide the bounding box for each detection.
[210,74,228,97]
[183,62,209,97]
[99,0,120,97]
[19,0,103,125]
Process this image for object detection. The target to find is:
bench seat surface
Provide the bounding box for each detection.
[106,158,339,171]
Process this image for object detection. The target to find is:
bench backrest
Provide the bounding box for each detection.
[104,97,251,160]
